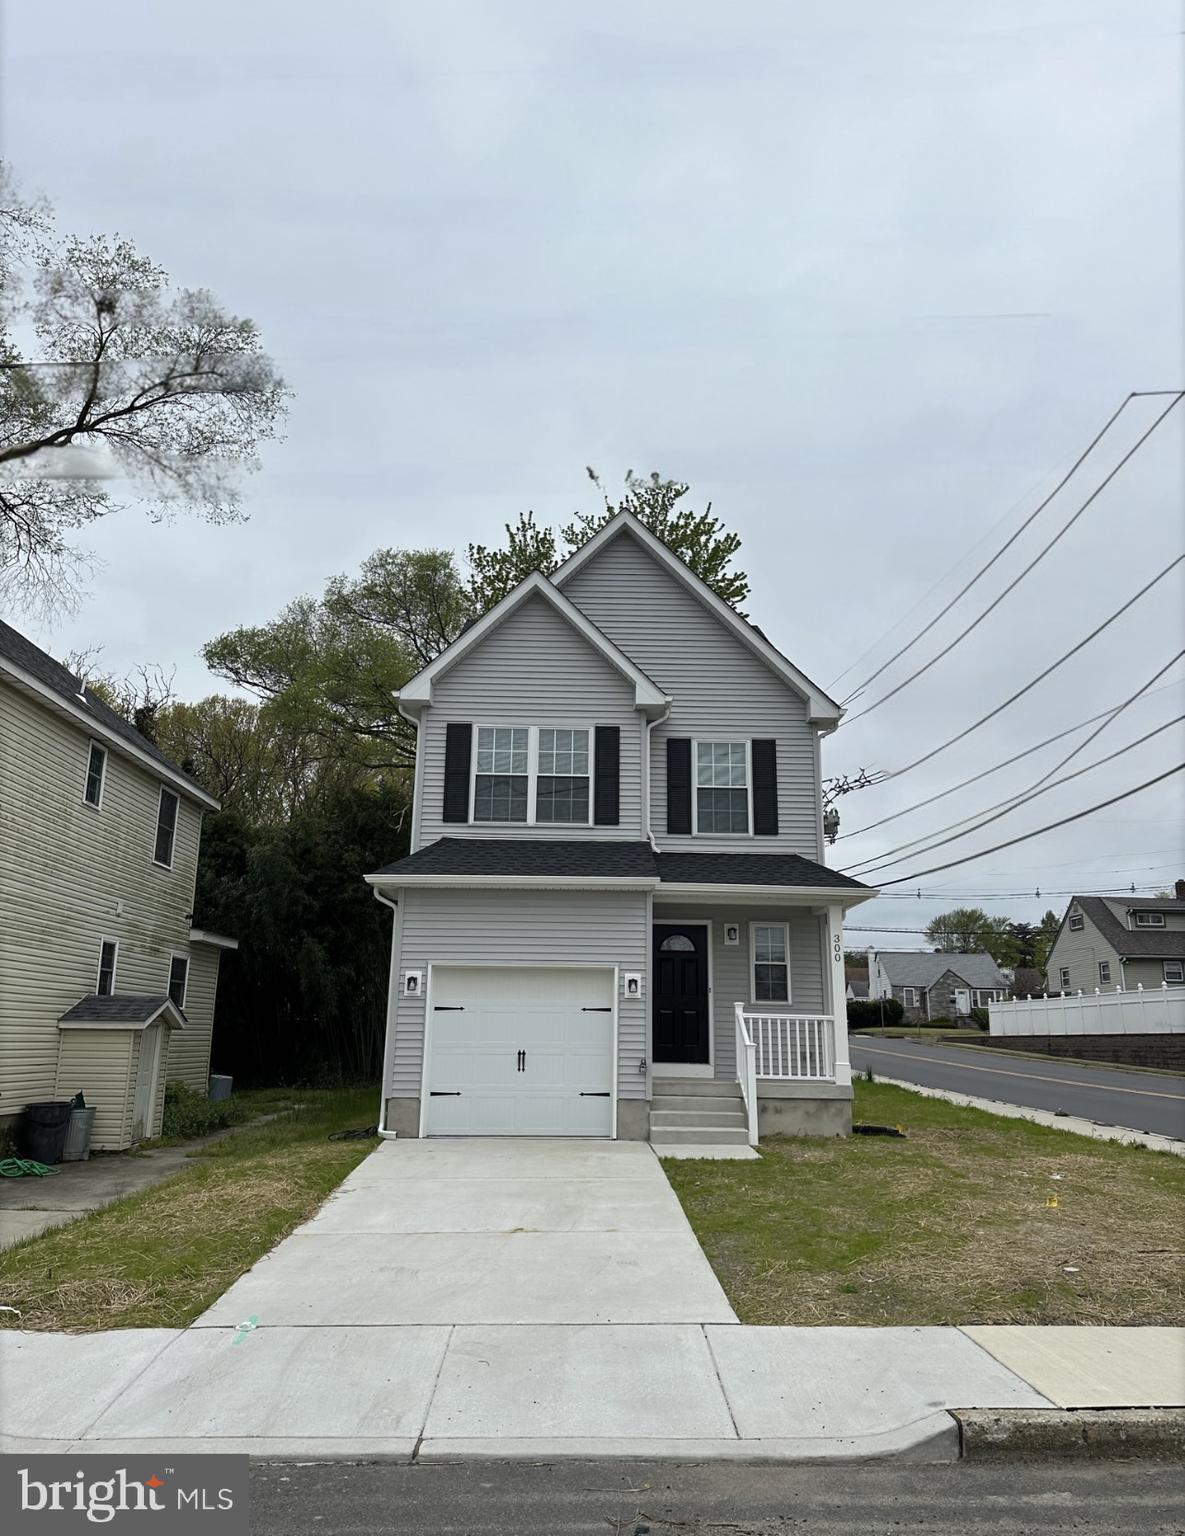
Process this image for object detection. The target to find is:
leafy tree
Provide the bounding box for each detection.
[0,159,287,611]
[924,907,1020,967]
[1033,908,1063,974]
[466,468,750,613]
[1006,920,1038,969]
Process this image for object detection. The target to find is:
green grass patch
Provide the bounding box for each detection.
[0,1087,379,1332]
[853,1026,985,1041]
[662,1080,1185,1327]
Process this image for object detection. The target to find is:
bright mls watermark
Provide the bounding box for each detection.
[1,1456,249,1532]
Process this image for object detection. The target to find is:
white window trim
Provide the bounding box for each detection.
[153,785,180,869]
[167,952,189,1010]
[1068,913,1084,931]
[692,738,754,838]
[749,921,792,1005]
[96,938,119,996]
[1098,962,1111,984]
[902,986,917,1008]
[1059,967,1071,991]
[1134,911,1166,927]
[469,724,594,828]
[1165,961,1184,984]
[83,740,107,811]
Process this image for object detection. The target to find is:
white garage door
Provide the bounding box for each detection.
[425,966,615,1137]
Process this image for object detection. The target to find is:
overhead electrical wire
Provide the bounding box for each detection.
[832,676,1185,844]
[865,764,1185,889]
[867,554,1185,786]
[843,714,1185,878]
[841,391,1184,722]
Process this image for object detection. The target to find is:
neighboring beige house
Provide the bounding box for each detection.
[1045,889,1185,996]
[0,620,236,1151]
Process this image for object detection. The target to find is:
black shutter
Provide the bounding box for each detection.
[593,726,620,826]
[442,723,472,823]
[666,738,692,835]
[752,739,779,835]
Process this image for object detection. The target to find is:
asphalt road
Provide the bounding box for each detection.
[251,1460,1184,1535]
[849,1037,1185,1139]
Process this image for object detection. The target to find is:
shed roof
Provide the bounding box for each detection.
[58,994,187,1029]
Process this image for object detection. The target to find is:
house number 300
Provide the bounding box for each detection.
[833,936,843,963]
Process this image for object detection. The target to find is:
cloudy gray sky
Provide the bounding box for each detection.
[4,1,1183,942]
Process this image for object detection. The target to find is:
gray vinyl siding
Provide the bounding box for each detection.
[559,529,820,855]
[654,903,826,1080]
[1045,906,1122,994]
[0,679,208,1147]
[1125,958,1184,989]
[390,887,648,1101]
[415,592,644,848]
[165,946,224,1093]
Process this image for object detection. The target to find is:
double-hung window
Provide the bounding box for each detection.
[1135,911,1166,928]
[1059,967,1071,991]
[168,955,189,1010]
[1165,961,1184,985]
[84,742,106,808]
[96,939,118,997]
[902,986,917,1008]
[1098,961,1111,984]
[751,923,790,1002]
[694,740,750,834]
[154,786,179,867]
[472,726,591,825]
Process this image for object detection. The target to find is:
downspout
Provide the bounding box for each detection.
[373,888,402,1138]
[644,704,672,853]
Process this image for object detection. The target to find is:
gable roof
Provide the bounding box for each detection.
[875,950,1006,988]
[58,994,187,1029]
[396,570,669,715]
[0,618,219,810]
[550,512,844,727]
[1072,896,1185,961]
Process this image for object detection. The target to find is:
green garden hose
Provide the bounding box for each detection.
[0,1157,59,1178]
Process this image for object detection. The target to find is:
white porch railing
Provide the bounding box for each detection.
[738,1007,837,1082]
[734,1005,759,1147]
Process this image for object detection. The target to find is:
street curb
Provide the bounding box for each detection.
[952,1408,1185,1460]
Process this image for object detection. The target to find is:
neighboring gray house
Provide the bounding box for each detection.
[0,621,236,1151]
[366,512,876,1146]
[1045,891,1185,996]
[867,948,1007,1021]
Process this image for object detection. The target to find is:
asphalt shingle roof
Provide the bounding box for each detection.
[59,994,181,1025]
[0,618,212,802]
[876,951,1006,988]
[1076,896,1185,960]
[373,839,872,891]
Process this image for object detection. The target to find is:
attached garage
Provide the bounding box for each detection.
[423,966,616,1137]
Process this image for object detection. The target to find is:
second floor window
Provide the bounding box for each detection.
[168,955,189,1010]
[84,742,106,808]
[472,726,591,825]
[154,786,180,867]
[96,939,118,996]
[1069,913,1084,931]
[1135,911,1166,927]
[694,741,750,834]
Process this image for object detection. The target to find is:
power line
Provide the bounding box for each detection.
[832,677,1185,844]
[844,714,1184,877]
[866,764,1185,889]
[872,555,1185,785]
[841,391,1184,721]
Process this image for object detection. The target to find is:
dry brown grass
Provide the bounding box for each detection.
[663,1080,1185,1326]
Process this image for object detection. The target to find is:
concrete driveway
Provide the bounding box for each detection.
[198,1138,737,1326]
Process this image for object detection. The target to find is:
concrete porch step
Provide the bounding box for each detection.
[650,1126,752,1146]
[650,1109,748,1129]
[649,1094,748,1114]
[652,1078,741,1098]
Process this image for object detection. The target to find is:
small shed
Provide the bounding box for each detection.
[56,995,187,1150]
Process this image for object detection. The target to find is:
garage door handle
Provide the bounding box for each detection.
[434,1005,464,1011]
[517,1050,525,1072]
[580,1091,611,1097]
[582,1006,612,1012]
[430,1091,462,1097]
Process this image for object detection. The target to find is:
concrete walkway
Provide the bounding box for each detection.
[2,1140,1182,1461]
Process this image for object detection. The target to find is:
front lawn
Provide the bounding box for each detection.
[662,1080,1185,1327]
[0,1087,378,1332]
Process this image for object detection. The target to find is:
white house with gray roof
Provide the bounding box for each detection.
[366,511,877,1146]
[1044,889,1185,997]
[0,619,236,1151]
[867,948,1007,1022]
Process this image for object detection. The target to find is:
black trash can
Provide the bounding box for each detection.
[22,1100,73,1165]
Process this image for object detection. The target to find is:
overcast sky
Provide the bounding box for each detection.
[3,1,1183,943]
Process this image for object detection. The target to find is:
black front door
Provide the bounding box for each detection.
[652,924,710,1064]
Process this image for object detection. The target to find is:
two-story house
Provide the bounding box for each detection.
[0,620,236,1152]
[866,948,1008,1021]
[1045,888,1185,995]
[365,512,876,1147]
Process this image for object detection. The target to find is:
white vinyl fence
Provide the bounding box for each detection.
[990,985,1185,1037]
